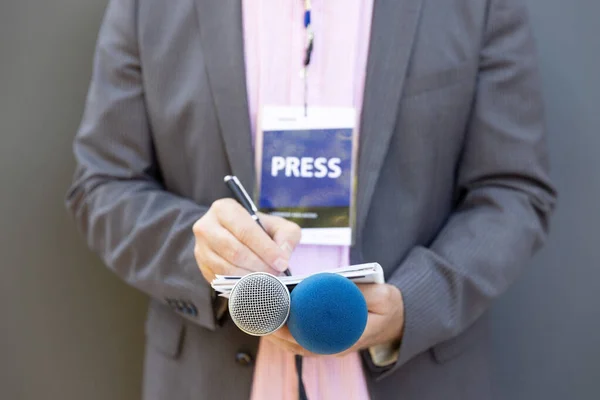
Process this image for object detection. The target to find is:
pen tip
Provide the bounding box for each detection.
[224,175,233,182]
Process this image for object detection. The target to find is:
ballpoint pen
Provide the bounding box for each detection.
[224,175,292,276]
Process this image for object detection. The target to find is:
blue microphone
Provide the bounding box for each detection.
[287,273,368,355]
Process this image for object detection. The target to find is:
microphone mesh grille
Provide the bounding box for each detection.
[228,273,290,336]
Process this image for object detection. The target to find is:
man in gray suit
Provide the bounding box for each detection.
[66,0,556,398]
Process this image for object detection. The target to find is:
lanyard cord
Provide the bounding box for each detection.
[302,0,314,116]
[297,3,312,399]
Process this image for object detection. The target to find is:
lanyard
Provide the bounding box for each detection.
[302,0,314,116]
[296,4,313,397]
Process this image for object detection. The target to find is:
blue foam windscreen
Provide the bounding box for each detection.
[287,273,368,355]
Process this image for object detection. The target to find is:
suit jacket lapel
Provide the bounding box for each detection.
[192,0,423,238]
[193,0,255,190]
[355,0,424,238]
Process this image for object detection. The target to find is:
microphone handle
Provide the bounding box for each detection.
[296,355,308,400]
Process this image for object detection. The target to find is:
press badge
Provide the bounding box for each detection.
[255,106,358,246]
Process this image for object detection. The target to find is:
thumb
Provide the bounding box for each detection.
[356,283,397,315]
[259,213,302,258]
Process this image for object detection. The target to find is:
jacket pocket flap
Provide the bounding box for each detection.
[145,301,186,359]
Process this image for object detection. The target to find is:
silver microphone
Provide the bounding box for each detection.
[228,272,291,336]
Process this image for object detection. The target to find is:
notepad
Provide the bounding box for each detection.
[211,262,385,298]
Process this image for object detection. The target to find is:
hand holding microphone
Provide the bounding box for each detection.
[227,271,373,354]
[227,269,405,357]
[270,282,405,358]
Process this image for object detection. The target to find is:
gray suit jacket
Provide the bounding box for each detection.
[66,0,557,398]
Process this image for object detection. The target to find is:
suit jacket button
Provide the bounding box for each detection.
[235,352,253,366]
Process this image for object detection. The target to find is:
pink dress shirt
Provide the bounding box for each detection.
[242,1,374,399]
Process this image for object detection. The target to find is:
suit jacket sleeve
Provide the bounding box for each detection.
[386,0,557,370]
[65,0,217,330]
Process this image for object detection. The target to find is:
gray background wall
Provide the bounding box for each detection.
[0,0,597,399]
[0,1,147,399]
[491,1,600,399]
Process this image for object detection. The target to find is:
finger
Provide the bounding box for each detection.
[271,325,296,342]
[195,242,252,281]
[270,326,324,358]
[264,335,309,356]
[194,240,216,282]
[259,213,302,257]
[354,313,383,349]
[335,313,382,357]
[265,334,321,358]
[193,211,275,274]
[204,225,279,275]
[356,283,396,315]
[213,199,290,272]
